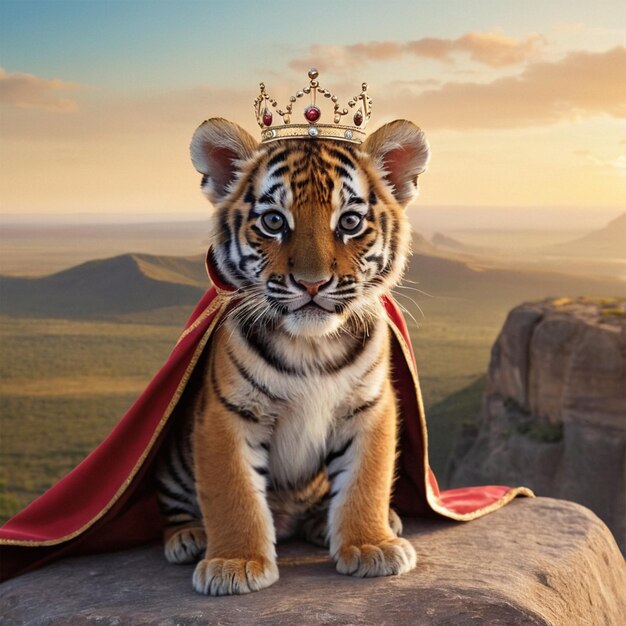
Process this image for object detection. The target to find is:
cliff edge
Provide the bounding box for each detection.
[1,498,625,625]
[447,297,626,552]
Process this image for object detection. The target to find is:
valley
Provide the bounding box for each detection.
[0,212,624,522]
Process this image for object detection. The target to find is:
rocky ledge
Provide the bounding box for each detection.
[1,498,625,625]
[447,297,626,553]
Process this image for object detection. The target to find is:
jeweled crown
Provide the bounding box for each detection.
[254,68,372,144]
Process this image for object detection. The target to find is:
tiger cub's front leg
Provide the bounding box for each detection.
[328,378,417,577]
[192,363,278,596]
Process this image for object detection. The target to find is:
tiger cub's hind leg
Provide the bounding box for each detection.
[388,508,403,537]
[300,496,331,548]
[155,416,205,564]
[164,521,206,564]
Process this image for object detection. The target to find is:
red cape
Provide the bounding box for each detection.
[0,260,532,581]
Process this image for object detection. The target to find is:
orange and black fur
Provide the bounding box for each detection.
[156,118,430,595]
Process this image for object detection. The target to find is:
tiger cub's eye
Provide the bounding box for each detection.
[338,212,363,234]
[261,211,285,233]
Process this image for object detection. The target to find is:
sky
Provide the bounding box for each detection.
[1,0,625,223]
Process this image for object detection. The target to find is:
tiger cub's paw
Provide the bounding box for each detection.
[335,537,417,578]
[192,557,279,596]
[164,525,207,564]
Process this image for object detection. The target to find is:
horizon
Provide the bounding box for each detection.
[2,204,624,280]
[0,205,622,232]
[1,0,625,224]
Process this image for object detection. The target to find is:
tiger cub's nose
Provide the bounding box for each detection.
[295,276,332,296]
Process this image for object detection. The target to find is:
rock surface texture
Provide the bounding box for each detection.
[1,498,625,625]
[447,297,626,553]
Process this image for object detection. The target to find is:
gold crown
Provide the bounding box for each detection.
[254,68,372,144]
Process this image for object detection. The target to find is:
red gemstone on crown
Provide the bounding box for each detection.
[353,110,363,126]
[304,106,321,123]
[262,110,273,126]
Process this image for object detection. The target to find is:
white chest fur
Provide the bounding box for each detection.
[224,315,389,488]
[268,375,341,487]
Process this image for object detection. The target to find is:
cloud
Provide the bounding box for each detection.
[0,82,257,149]
[578,151,626,175]
[0,68,81,112]
[290,32,545,72]
[378,47,626,130]
[613,155,626,171]
[389,78,441,88]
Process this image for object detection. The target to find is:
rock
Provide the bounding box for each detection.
[447,297,626,553]
[1,498,625,625]
[486,304,543,411]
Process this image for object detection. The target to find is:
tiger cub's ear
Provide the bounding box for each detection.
[362,120,430,208]
[190,118,258,204]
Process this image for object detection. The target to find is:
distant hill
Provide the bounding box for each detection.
[1,247,623,321]
[0,253,207,318]
[547,212,626,258]
[430,232,497,257]
[0,220,212,277]
[412,232,487,263]
[431,232,469,252]
[404,251,625,321]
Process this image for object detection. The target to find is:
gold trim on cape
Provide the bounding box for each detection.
[176,296,227,346]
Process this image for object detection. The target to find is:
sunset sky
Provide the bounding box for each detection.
[1,0,625,223]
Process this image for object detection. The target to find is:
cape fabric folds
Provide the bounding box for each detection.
[0,261,533,581]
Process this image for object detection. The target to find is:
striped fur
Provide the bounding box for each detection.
[157,118,429,595]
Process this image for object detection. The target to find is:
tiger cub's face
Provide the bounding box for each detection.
[191,119,429,337]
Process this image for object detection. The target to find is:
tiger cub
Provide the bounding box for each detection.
[156,118,429,595]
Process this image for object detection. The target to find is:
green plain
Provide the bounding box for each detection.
[0,305,493,523]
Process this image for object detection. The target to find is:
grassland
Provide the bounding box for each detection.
[0,302,496,523]
[1,216,622,523]
[0,317,182,521]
